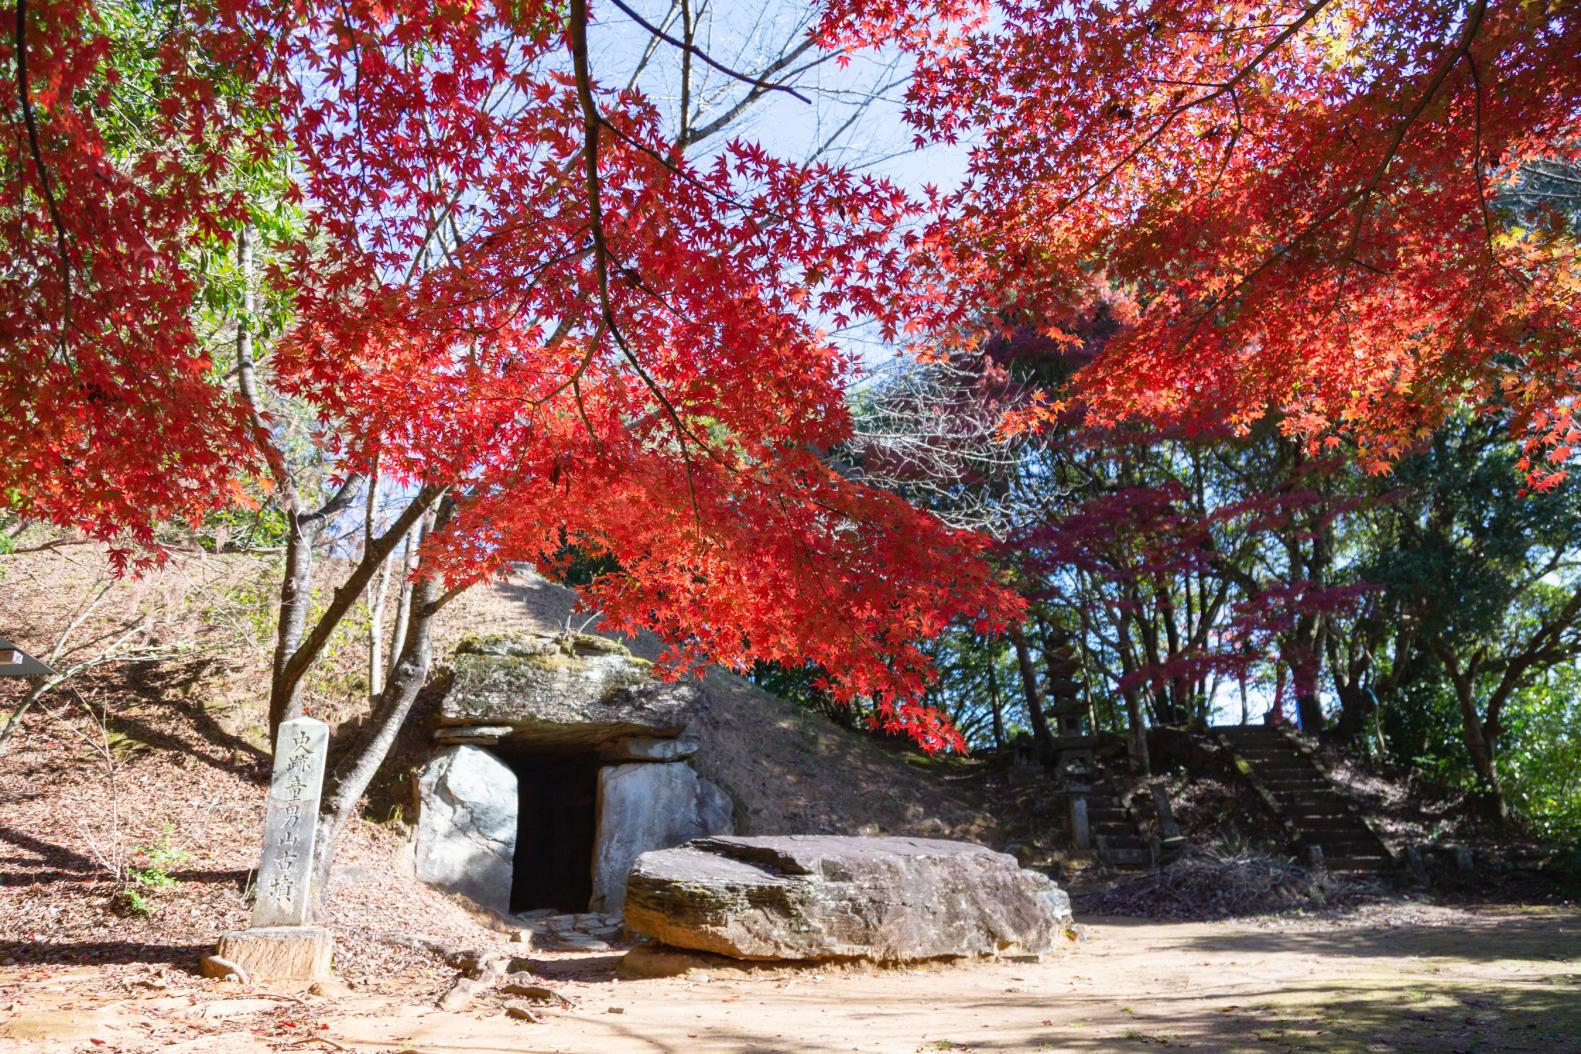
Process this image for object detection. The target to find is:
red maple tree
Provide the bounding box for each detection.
[8,1,1580,787]
[2,0,1015,788]
[824,0,1581,480]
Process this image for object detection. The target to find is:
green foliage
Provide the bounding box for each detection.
[115,827,191,916]
[1497,669,1581,840]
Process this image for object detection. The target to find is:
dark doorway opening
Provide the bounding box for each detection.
[499,750,600,913]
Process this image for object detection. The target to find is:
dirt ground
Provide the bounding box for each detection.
[3,902,1578,1054]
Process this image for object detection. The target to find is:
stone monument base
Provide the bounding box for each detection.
[203,926,333,981]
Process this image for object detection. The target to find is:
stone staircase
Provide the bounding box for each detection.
[1218,726,1395,873]
[1082,778,1153,870]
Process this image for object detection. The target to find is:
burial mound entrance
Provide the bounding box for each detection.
[412,633,735,916]
[502,748,599,913]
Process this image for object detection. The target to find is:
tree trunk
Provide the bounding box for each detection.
[1008,625,1054,764]
[1284,638,1325,733]
[1123,686,1151,776]
[385,514,424,688]
[985,658,1005,750]
[268,519,315,746]
[1450,675,1508,824]
[309,496,456,903]
[1332,679,1372,741]
[365,467,392,705]
[310,528,451,902]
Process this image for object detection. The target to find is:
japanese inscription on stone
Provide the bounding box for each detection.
[252,716,328,927]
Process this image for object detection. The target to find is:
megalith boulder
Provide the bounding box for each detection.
[624,835,1073,961]
[440,633,698,747]
[591,762,734,913]
[415,745,518,914]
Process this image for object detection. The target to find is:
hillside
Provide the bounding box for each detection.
[0,546,994,985]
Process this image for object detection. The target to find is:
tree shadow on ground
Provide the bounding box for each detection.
[82,656,272,783]
[0,824,250,889]
[1166,909,1581,964]
[0,939,208,970]
[669,981,1581,1054]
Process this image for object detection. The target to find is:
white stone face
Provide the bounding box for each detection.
[414,745,518,915]
[252,717,329,927]
[590,763,734,914]
[601,733,701,762]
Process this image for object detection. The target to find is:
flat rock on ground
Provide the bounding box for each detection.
[624,835,1074,961]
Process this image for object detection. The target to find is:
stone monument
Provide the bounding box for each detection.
[203,716,335,982]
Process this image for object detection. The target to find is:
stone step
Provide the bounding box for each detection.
[1102,848,1152,867]
[1253,768,1319,780]
[1260,778,1331,791]
[1321,854,1393,872]
[1296,815,1370,832]
[1274,789,1349,803]
[1245,758,1315,772]
[1096,832,1148,848]
[1304,834,1385,851]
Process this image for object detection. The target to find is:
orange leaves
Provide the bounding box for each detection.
[841,0,1581,482]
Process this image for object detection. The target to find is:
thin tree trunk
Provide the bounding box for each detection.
[1008,625,1054,764]
[1449,673,1508,823]
[311,501,454,902]
[985,657,1005,750]
[269,522,315,742]
[365,468,393,705]
[385,512,425,689]
[269,485,438,746]
[1123,688,1151,776]
[0,676,53,758]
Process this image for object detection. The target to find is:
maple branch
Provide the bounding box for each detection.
[234,226,299,510]
[1178,0,1492,352]
[276,483,445,700]
[604,0,811,106]
[1464,50,1528,290]
[1334,0,1488,273]
[14,0,72,351]
[1059,0,1332,212]
[678,0,692,144]
[622,0,680,93]
[300,473,367,527]
[679,33,822,149]
[570,0,704,532]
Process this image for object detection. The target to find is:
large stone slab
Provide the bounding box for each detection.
[591,762,734,914]
[440,634,698,748]
[624,835,1073,961]
[415,745,518,914]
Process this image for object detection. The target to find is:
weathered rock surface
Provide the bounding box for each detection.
[624,835,1073,962]
[591,763,735,913]
[601,732,702,762]
[415,745,518,914]
[441,633,698,747]
[434,724,517,746]
[206,926,334,981]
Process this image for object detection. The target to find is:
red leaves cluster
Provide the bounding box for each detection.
[2,0,1017,743]
[826,0,1581,475]
[13,0,1579,742]
[2,0,260,559]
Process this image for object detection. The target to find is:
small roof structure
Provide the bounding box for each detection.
[0,637,54,678]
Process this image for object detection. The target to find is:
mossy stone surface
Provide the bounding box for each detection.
[440,632,695,748]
